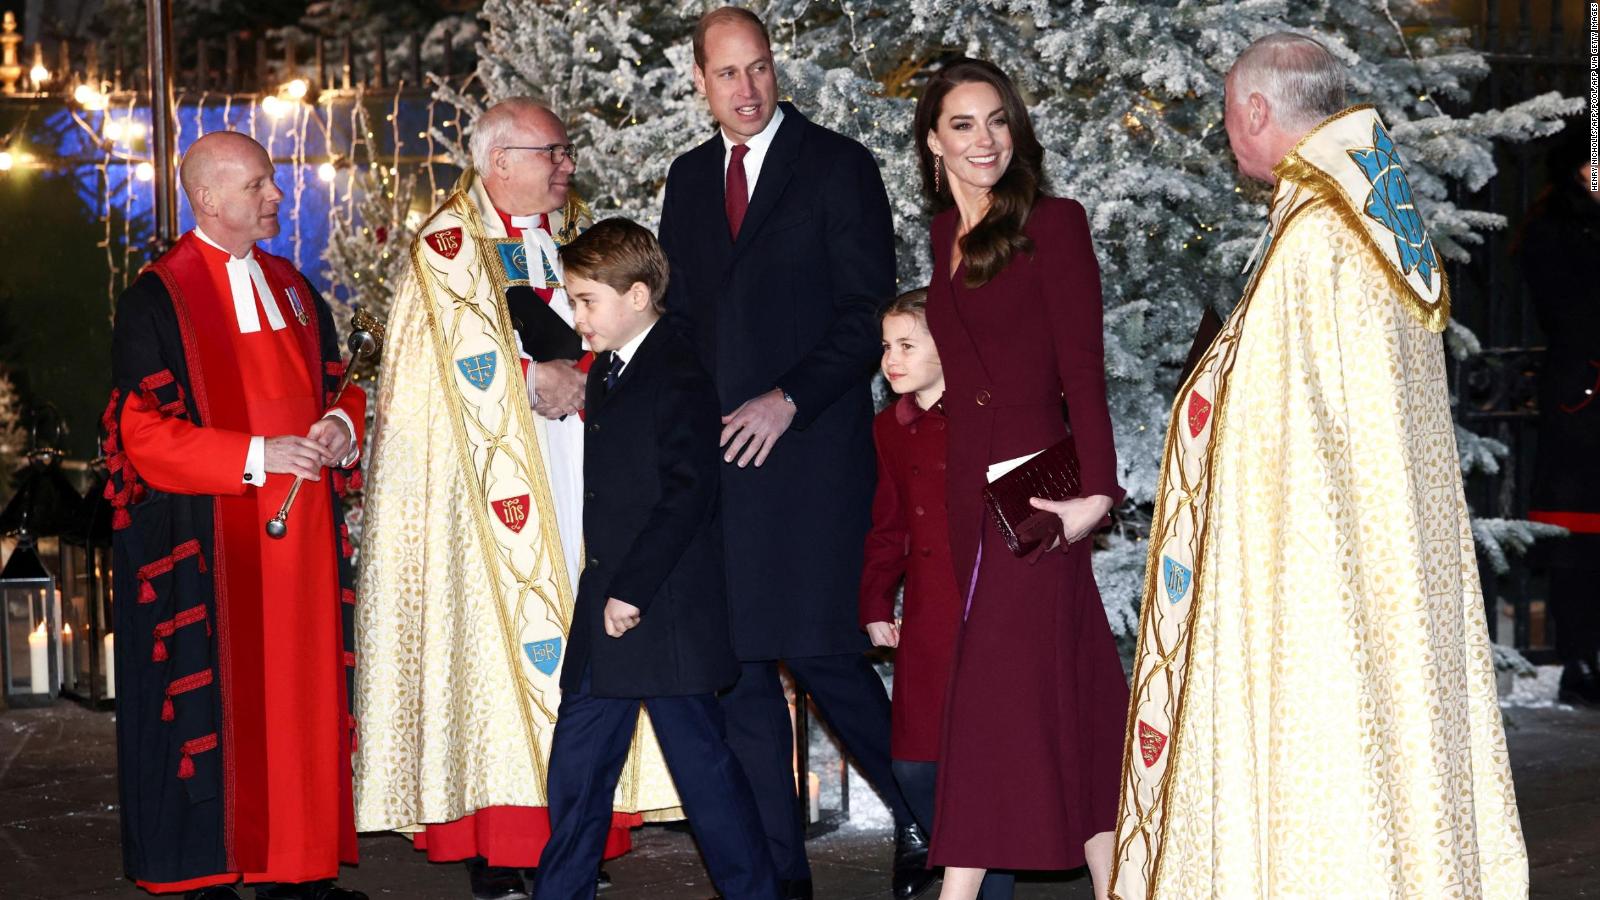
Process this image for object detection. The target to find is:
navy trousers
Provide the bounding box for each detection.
[719,654,914,881]
[535,671,779,900]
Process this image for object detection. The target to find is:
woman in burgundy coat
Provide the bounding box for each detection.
[914,59,1129,900]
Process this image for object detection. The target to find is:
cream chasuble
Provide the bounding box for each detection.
[353,169,682,834]
[1110,106,1527,900]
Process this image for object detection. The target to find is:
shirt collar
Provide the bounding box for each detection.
[495,207,549,238]
[192,227,254,262]
[721,104,785,158]
[894,392,945,427]
[613,320,657,368]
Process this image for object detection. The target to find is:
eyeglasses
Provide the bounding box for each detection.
[498,143,579,166]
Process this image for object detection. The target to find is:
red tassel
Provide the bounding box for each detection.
[112,509,132,530]
[176,733,217,780]
[348,469,363,491]
[177,753,195,780]
[341,588,356,606]
[195,553,207,574]
[139,579,156,604]
[152,639,168,662]
[161,697,175,721]
[343,650,357,668]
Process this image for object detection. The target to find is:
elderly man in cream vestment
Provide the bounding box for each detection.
[1110,34,1527,900]
[353,98,679,900]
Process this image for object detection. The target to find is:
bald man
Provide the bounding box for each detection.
[105,131,367,900]
[354,98,680,900]
[1109,34,1527,899]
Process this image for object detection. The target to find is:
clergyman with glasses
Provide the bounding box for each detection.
[354,97,681,900]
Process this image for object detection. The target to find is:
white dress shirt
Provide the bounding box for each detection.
[611,321,656,374]
[720,105,786,201]
[190,228,357,486]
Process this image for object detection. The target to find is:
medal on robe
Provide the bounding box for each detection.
[284,285,310,326]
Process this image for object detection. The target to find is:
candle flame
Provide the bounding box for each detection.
[33,620,46,636]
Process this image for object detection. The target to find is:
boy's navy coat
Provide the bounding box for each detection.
[562,324,740,698]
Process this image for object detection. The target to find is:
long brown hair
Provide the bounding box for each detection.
[913,58,1045,288]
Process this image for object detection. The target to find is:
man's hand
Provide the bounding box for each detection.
[720,389,797,468]
[1028,494,1114,549]
[264,435,326,481]
[604,598,641,638]
[533,360,586,419]
[306,416,353,466]
[865,620,900,648]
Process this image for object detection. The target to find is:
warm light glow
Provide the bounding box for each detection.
[0,152,13,172]
[63,623,72,636]
[30,64,49,85]
[128,122,147,140]
[317,161,336,182]
[285,78,309,100]
[103,120,125,142]
[261,95,287,118]
[34,620,46,636]
[74,83,108,111]
[135,161,154,181]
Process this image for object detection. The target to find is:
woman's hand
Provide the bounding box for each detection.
[1028,494,1114,548]
[865,620,900,648]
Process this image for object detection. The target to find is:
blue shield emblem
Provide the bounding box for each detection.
[496,241,531,284]
[1348,122,1439,285]
[456,351,497,391]
[525,638,562,676]
[1162,556,1192,605]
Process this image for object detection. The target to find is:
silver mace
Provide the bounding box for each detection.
[266,307,384,539]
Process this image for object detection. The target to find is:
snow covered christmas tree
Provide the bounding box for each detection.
[329,0,1581,637]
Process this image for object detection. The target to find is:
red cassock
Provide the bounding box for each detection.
[924,197,1130,871]
[858,396,961,762]
[111,232,365,892]
[407,209,635,868]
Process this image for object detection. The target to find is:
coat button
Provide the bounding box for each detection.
[976,389,991,406]
[909,424,918,435]
[587,422,599,433]
[585,490,595,500]
[936,461,946,471]
[915,505,926,516]
[931,419,945,430]
[588,557,600,569]
[919,547,932,557]
[910,465,920,476]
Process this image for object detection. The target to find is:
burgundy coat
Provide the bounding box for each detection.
[858,395,961,761]
[925,196,1130,870]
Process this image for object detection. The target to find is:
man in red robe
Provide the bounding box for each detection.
[106,130,367,900]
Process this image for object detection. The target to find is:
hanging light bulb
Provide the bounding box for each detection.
[0,151,13,172]
[74,83,109,111]
[103,120,125,142]
[135,161,154,181]
[317,161,337,182]
[261,95,287,118]
[285,78,309,100]
[30,63,49,86]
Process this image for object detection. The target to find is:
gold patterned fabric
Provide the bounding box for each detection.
[1110,108,1527,899]
[353,170,681,835]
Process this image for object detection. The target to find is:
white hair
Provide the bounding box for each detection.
[467,96,554,172]
[1229,33,1348,129]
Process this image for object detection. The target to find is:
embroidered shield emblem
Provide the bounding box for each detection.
[1162,555,1192,605]
[493,494,532,533]
[496,240,531,284]
[1137,720,1168,768]
[525,638,562,676]
[425,227,464,260]
[456,351,497,391]
[1187,390,1212,439]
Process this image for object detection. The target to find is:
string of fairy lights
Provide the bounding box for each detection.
[2,74,456,309]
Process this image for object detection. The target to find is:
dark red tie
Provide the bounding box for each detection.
[726,143,750,240]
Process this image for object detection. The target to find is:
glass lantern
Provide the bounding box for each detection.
[2,535,61,706]
[60,464,115,707]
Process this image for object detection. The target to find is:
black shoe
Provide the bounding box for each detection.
[186,888,241,900]
[596,867,612,891]
[255,883,368,900]
[466,857,530,900]
[1559,656,1600,706]
[892,822,936,899]
[780,878,814,900]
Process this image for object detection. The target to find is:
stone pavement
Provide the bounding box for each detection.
[0,702,1594,899]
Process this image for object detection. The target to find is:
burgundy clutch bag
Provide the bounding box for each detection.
[983,437,1097,558]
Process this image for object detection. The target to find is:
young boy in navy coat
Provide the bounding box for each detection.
[533,219,779,900]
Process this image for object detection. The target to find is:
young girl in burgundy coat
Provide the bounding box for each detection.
[860,290,1013,899]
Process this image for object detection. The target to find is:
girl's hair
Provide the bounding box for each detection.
[912,58,1044,288]
[882,287,928,321]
